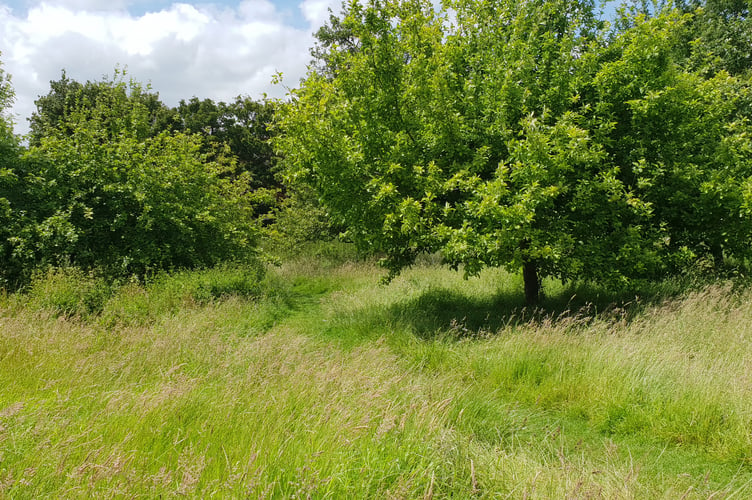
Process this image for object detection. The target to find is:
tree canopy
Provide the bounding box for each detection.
[1,71,259,287]
[677,0,751,75]
[176,96,278,189]
[275,0,752,303]
[1,55,22,287]
[30,71,279,191]
[28,69,180,147]
[0,53,16,152]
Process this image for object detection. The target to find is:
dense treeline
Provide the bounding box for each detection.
[2,0,752,301]
[29,71,279,190]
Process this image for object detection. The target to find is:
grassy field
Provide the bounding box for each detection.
[1,253,752,498]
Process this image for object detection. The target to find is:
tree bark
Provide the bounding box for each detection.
[711,244,724,270]
[523,259,540,306]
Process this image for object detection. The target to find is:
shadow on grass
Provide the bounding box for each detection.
[385,287,526,338]
[340,276,703,342]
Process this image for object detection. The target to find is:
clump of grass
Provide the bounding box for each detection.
[14,262,266,326]
[24,267,113,317]
[142,261,265,305]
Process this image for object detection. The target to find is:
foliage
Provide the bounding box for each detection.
[28,69,180,146]
[176,96,278,190]
[310,2,361,77]
[30,71,280,193]
[1,73,258,286]
[276,0,752,302]
[0,53,13,133]
[262,184,345,256]
[25,267,113,317]
[676,0,752,76]
[0,54,25,288]
[21,262,267,322]
[593,12,752,271]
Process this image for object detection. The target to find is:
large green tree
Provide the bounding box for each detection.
[276,0,752,303]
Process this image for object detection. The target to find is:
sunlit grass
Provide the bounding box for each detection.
[1,256,752,497]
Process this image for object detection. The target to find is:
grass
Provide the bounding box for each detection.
[1,255,752,497]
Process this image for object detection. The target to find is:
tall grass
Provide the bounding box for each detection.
[1,257,751,497]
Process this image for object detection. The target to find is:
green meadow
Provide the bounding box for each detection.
[2,251,751,498]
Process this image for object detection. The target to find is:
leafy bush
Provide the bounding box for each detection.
[263,186,345,257]
[1,72,259,287]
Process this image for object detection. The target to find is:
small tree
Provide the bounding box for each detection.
[276,0,752,303]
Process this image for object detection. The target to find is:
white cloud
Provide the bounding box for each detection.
[27,0,131,11]
[300,0,338,29]
[0,0,339,135]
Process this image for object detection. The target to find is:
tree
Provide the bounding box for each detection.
[4,74,258,284]
[310,2,362,77]
[591,8,752,270]
[676,0,751,76]
[176,96,278,189]
[0,53,25,288]
[0,53,13,132]
[28,69,181,146]
[31,72,279,191]
[276,0,752,303]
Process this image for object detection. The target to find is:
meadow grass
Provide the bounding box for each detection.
[1,255,752,497]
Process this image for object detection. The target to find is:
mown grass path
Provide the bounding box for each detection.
[1,260,752,497]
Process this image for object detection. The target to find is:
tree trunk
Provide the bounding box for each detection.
[523,259,540,306]
[711,244,724,271]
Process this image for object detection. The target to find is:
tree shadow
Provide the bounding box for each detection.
[384,287,526,338]
[379,277,695,340]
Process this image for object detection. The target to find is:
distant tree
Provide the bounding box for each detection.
[28,69,180,146]
[276,0,752,303]
[676,0,751,75]
[176,96,277,189]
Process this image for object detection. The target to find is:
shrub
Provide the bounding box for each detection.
[101,262,265,325]
[2,74,259,286]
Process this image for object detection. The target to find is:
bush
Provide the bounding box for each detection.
[1,74,259,288]
[263,186,344,258]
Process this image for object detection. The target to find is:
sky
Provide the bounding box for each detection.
[0,0,341,135]
[1,0,619,136]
